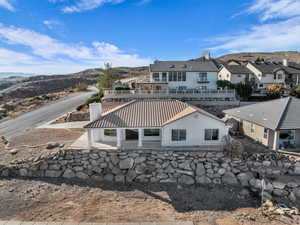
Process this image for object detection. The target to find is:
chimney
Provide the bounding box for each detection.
[283,59,288,67]
[203,51,211,60]
[89,103,102,122]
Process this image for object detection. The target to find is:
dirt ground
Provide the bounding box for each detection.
[0,179,299,225]
[0,128,84,165]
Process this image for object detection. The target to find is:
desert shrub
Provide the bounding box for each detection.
[114,86,130,91]
[291,85,300,98]
[266,84,284,99]
[75,83,88,91]
[234,82,253,100]
[217,80,234,89]
[223,135,244,158]
[76,90,103,111]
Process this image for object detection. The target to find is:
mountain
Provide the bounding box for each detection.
[218,51,300,64]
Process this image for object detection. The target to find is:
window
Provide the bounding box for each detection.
[104,129,117,137]
[237,74,241,78]
[178,72,182,81]
[251,124,255,133]
[205,129,219,141]
[182,72,186,81]
[172,129,186,141]
[144,129,160,136]
[278,74,282,79]
[199,72,208,82]
[153,73,159,81]
[200,86,207,90]
[169,72,173,81]
[162,73,167,82]
[263,128,268,139]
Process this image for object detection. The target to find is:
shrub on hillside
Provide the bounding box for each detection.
[75,83,88,92]
[114,86,130,91]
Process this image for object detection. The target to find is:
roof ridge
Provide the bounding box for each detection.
[275,97,292,130]
[102,100,136,116]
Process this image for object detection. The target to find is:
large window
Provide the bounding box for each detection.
[172,129,186,141]
[168,72,186,82]
[104,129,117,137]
[263,128,268,139]
[205,129,219,141]
[153,73,160,81]
[162,73,167,82]
[251,124,255,133]
[144,129,160,136]
[199,72,208,82]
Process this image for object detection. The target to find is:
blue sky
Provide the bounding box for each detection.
[0,0,300,74]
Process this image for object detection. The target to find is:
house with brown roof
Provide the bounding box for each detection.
[84,99,229,149]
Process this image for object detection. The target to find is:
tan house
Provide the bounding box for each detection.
[224,97,300,151]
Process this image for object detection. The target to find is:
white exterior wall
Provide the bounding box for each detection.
[151,71,218,89]
[218,67,248,84]
[161,112,228,147]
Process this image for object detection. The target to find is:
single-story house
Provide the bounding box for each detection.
[84,99,229,149]
[224,97,300,150]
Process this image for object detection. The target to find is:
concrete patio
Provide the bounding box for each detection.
[70,133,224,151]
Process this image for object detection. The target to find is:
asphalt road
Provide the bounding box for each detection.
[0,88,98,139]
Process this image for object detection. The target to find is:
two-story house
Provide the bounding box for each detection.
[218,64,255,84]
[137,58,219,91]
[246,61,300,89]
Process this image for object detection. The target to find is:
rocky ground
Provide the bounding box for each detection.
[0,90,79,121]
[0,178,299,225]
[0,128,84,166]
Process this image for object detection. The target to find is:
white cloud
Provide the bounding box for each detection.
[211,17,300,52]
[61,0,124,13]
[248,0,300,21]
[0,0,14,11]
[210,0,300,53]
[43,20,62,30]
[0,24,151,74]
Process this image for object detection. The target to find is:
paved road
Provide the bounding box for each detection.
[0,88,98,139]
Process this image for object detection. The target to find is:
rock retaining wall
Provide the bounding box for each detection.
[1,149,300,202]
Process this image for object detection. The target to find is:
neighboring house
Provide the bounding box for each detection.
[84,99,229,148]
[224,97,300,150]
[246,61,300,89]
[138,57,219,91]
[218,64,255,84]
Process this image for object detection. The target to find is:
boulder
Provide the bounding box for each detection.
[63,169,75,178]
[19,168,28,177]
[76,172,89,179]
[294,188,300,198]
[272,181,285,190]
[294,166,300,175]
[237,172,252,187]
[46,142,60,149]
[45,170,62,178]
[195,163,205,176]
[196,176,211,184]
[9,149,18,155]
[104,174,114,182]
[115,174,125,183]
[218,168,226,176]
[222,172,238,185]
[178,175,194,185]
[273,189,289,197]
[119,158,134,170]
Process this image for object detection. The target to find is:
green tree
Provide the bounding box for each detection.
[98,63,118,90]
[216,80,234,89]
[291,85,300,98]
[235,82,253,100]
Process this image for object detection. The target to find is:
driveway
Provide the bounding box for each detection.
[0,88,98,139]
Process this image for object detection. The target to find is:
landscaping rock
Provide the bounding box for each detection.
[222,172,238,185]
[178,175,194,185]
[63,169,75,178]
[46,142,60,149]
[119,158,134,170]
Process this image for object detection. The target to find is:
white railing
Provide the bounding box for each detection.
[104,89,235,96]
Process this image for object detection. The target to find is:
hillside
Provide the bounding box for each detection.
[218,51,300,64]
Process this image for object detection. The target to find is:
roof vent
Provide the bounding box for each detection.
[169,65,175,68]
[182,64,187,68]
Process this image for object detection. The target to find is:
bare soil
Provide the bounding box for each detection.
[0,179,299,225]
[0,128,84,165]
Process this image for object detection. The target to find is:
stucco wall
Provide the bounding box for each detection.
[241,120,269,147]
[161,112,228,147]
[218,67,248,84]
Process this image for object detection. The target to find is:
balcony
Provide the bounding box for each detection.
[103,89,240,106]
[197,79,210,84]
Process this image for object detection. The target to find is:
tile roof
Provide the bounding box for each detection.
[223,97,300,130]
[85,99,223,129]
[150,60,218,72]
[222,65,253,74]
